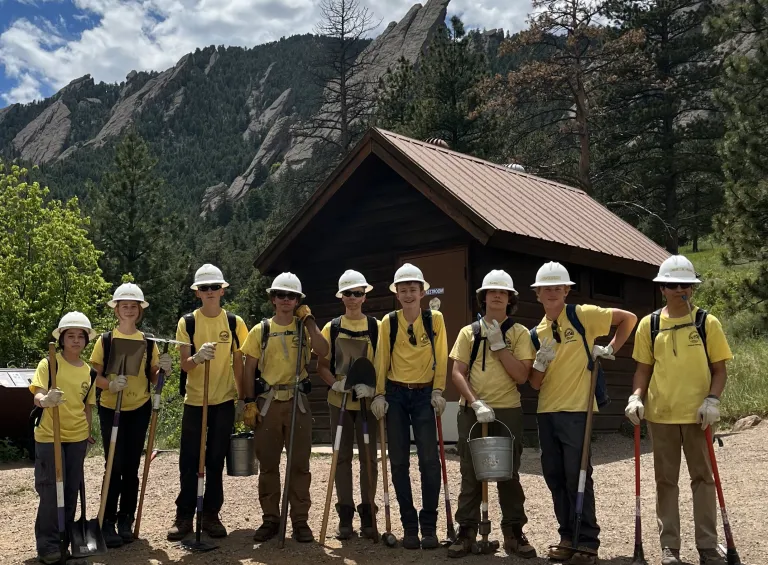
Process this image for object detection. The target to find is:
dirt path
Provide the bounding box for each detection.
[1,422,765,565]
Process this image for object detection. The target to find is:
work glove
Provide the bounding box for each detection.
[533,337,556,372]
[158,353,172,375]
[108,375,128,393]
[483,319,507,352]
[331,377,348,393]
[431,389,446,417]
[193,342,216,364]
[592,343,615,361]
[39,387,65,407]
[471,399,495,423]
[243,401,261,429]
[295,305,314,322]
[371,395,388,420]
[235,399,245,423]
[697,396,720,430]
[354,384,375,399]
[625,394,645,425]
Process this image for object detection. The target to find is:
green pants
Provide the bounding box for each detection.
[455,405,528,530]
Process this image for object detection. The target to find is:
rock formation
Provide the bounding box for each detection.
[244,87,293,142]
[12,99,71,165]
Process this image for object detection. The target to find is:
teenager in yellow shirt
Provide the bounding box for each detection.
[316,270,381,540]
[627,256,732,565]
[29,312,98,565]
[448,270,536,559]
[242,272,329,544]
[90,283,169,547]
[529,262,637,565]
[368,263,448,550]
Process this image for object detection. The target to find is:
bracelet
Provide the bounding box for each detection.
[706,394,720,400]
[244,397,256,403]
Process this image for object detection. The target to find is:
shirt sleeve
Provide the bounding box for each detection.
[176,316,190,344]
[241,323,263,360]
[704,314,733,363]
[375,315,392,396]
[29,358,49,393]
[511,325,536,361]
[632,315,654,365]
[579,304,613,339]
[89,336,105,367]
[321,322,332,361]
[235,316,249,353]
[150,342,160,367]
[449,326,472,364]
[433,311,448,391]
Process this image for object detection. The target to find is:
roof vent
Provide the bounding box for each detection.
[504,163,525,172]
[424,137,450,149]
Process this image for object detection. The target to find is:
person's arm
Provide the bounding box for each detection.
[496,349,531,385]
[432,315,449,391]
[529,367,545,390]
[244,354,258,398]
[451,360,477,404]
[608,308,638,353]
[306,319,329,358]
[708,360,727,398]
[32,386,47,408]
[631,362,653,397]
[233,351,244,399]
[375,319,391,396]
[179,344,200,374]
[317,356,336,387]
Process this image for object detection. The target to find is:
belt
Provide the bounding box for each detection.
[388,380,431,390]
[259,386,306,416]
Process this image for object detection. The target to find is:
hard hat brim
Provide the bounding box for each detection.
[52,325,98,340]
[336,283,373,298]
[530,280,576,288]
[389,278,430,293]
[107,298,150,309]
[266,285,306,298]
[476,284,519,295]
[190,280,230,290]
[652,275,701,284]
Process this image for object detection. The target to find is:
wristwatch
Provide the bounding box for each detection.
[706,394,720,400]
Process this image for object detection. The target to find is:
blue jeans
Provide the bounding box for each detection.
[385,382,441,535]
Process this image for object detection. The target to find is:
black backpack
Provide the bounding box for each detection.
[30,358,98,428]
[179,311,240,396]
[329,315,379,375]
[388,309,436,371]
[468,317,515,373]
[650,307,709,362]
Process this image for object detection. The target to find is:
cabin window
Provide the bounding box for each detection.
[591,269,624,299]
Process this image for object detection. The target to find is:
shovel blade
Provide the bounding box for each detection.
[70,517,107,558]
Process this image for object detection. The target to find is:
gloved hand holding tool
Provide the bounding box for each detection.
[625,394,645,426]
[243,400,261,428]
[108,375,128,393]
[39,387,66,408]
[331,377,348,393]
[533,337,556,372]
[592,344,615,360]
[354,384,375,398]
[371,395,388,420]
[295,305,314,322]
[697,396,720,430]
[431,389,446,417]
[193,342,216,364]
[471,399,495,424]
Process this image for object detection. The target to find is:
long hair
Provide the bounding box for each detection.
[476,290,518,316]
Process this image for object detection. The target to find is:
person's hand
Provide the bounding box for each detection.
[431,389,446,417]
[471,399,495,423]
[483,319,507,352]
[697,396,720,430]
[244,401,261,428]
[331,377,348,393]
[354,384,375,399]
[295,305,314,322]
[371,395,388,420]
[158,353,172,375]
[193,342,216,364]
[235,399,245,423]
[592,344,615,361]
[533,337,556,372]
[40,388,66,407]
[87,436,96,454]
[108,375,128,394]
[625,394,645,425]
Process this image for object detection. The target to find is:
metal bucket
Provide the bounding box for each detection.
[467,420,515,482]
[227,432,259,477]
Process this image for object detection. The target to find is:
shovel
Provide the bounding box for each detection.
[70,479,107,558]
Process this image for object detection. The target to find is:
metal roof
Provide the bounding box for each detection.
[378,128,670,267]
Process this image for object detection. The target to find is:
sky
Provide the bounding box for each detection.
[0,0,534,106]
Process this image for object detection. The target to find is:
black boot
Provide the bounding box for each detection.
[336,504,356,540]
[102,519,123,548]
[357,504,377,539]
[117,513,135,543]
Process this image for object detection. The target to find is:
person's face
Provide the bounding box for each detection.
[485,289,510,310]
[62,329,87,355]
[396,282,425,307]
[535,285,569,308]
[195,284,225,304]
[341,287,367,311]
[660,283,694,308]
[272,291,300,314]
[116,301,141,323]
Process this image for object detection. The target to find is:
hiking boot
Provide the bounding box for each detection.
[102,519,123,548]
[548,539,574,561]
[503,526,537,558]
[336,504,356,539]
[567,546,598,565]
[357,503,377,539]
[448,525,477,558]
[167,515,193,541]
[117,513,135,543]
[292,521,314,543]
[698,548,726,565]
[202,512,227,538]
[253,521,279,542]
[38,550,70,565]
[402,532,421,549]
[421,533,439,550]
[661,547,681,565]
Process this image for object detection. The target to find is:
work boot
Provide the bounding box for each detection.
[448,525,477,558]
[503,526,537,559]
[252,521,279,542]
[292,521,314,543]
[548,539,574,561]
[357,503,376,539]
[698,548,726,565]
[102,519,123,548]
[567,546,598,565]
[421,532,439,550]
[167,514,193,541]
[38,550,70,564]
[117,513,135,543]
[202,512,227,538]
[402,531,421,550]
[661,547,681,565]
[336,504,356,539]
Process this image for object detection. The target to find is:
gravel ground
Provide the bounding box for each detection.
[1,421,765,565]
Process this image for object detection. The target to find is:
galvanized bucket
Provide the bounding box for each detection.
[468,420,515,482]
[227,432,259,477]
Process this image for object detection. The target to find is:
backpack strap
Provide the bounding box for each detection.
[226,311,240,351]
[650,308,663,357]
[695,308,709,364]
[422,309,437,372]
[179,313,196,397]
[388,312,398,356]
[254,318,271,380]
[530,327,540,351]
[329,316,342,375]
[367,315,378,356]
[566,304,594,371]
[468,321,483,373]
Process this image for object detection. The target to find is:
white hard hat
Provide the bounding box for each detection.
[530,262,575,287]
[477,269,518,295]
[53,311,98,340]
[191,264,229,290]
[653,255,701,284]
[267,272,306,298]
[389,263,430,293]
[107,283,149,308]
[336,270,373,297]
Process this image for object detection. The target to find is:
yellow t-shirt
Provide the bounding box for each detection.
[241,317,310,402]
[321,315,381,411]
[176,309,249,406]
[90,330,160,411]
[535,304,613,413]
[30,353,96,443]
[375,309,448,395]
[450,320,536,409]
[632,307,733,424]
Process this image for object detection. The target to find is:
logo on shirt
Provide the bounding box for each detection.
[420,333,431,347]
[689,330,701,345]
[564,328,575,341]
[80,381,90,399]
[219,330,230,342]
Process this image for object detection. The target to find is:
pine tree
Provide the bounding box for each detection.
[374,57,416,133]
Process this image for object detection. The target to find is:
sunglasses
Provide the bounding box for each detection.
[661,283,692,290]
[274,291,300,300]
[407,324,417,346]
[342,290,365,298]
[198,284,222,292]
[551,320,562,344]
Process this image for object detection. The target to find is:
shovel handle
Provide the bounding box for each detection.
[379,417,392,534]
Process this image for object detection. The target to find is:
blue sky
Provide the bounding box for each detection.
[0,0,533,106]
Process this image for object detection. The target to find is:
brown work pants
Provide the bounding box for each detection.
[329,402,378,510]
[254,397,312,524]
[648,422,718,550]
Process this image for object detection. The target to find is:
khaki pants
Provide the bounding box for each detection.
[329,402,378,510]
[648,422,718,550]
[254,397,312,524]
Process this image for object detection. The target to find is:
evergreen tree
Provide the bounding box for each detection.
[375,57,416,133]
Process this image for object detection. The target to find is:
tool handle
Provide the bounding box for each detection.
[705,426,737,551]
[319,394,347,545]
[481,423,489,523]
[379,417,392,534]
[436,413,456,540]
[360,400,380,542]
[134,409,159,539]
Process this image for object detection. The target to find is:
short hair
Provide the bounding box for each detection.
[476,290,518,316]
[58,329,90,350]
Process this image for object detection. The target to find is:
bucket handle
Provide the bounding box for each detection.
[468,419,514,443]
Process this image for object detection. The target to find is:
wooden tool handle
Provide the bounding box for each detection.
[49,343,63,482]
[198,360,210,475]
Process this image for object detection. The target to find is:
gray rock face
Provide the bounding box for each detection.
[58,74,93,97]
[200,182,229,215]
[12,99,72,165]
[244,88,293,142]
[165,87,185,121]
[205,51,220,75]
[0,104,17,125]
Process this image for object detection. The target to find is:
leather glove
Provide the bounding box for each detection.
[697,396,720,430]
[295,305,314,322]
[158,353,172,375]
[371,395,388,420]
[244,401,261,428]
[592,343,615,361]
[331,377,348,393]
[625,394,645,425]
[193,342,216,364]
[533,337,556,372]
[483,319,507,352]
[108,375,128,393]
[431,388,446,417]
[40,387,66,407]
[354,384,375,399]
[235,399,245,423]
[471,399,495,423]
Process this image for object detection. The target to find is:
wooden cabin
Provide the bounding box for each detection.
[254,128,670,443]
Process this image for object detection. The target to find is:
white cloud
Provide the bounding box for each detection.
[1,72,43,103]
[1,0,533,104]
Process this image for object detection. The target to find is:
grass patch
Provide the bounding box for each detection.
[721,338,768,423]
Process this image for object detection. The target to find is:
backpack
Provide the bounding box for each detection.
[650,307,709,363]
[388,309,436,372]
[329,315,379,375]
[468,317,515,373]
[253,316,310,392]
[30,358,98,428]
[179,311,240,396]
